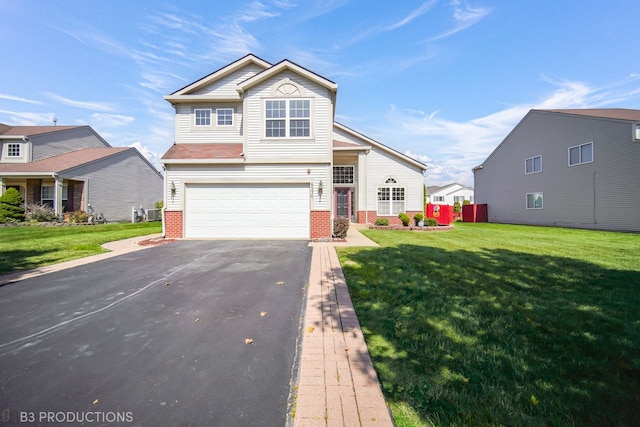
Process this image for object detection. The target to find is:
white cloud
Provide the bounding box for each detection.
[376,76,640,187]
[0,110,57,125]
[0,94,44,105]
[129,142,162,171]
[426,0,491,42]
[45,92,116,112]
[385,0,437,31]
[90,113,135,127]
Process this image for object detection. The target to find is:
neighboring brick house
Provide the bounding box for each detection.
[473,109,640,232]
[161,54,426,239]
[0,124,162,222]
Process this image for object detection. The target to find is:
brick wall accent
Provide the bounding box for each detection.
[164,210,183,238]
[357,210,423,226]
[311,210,331,239]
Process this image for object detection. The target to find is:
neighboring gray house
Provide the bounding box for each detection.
[473,109,640,232]
[427,183,474,205]
[0,124,163,222]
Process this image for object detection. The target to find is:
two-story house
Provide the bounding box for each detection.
[473,109,640,232]
[0,124,163,222]
[161,54,426,239]
[427,183,474,205]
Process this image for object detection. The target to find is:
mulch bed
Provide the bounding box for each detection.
[368,225,454,231]
[137,238,176,247]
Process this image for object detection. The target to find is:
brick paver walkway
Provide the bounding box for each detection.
[293,244,394,426]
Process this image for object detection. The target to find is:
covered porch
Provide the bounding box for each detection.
[1,174,86,217]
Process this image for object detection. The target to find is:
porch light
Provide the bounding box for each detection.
[318,180,323,197]
[170,181,176,196]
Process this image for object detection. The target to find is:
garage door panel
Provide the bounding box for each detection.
[185,184,310,239]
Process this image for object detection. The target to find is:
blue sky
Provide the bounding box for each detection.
[1,1,639,186]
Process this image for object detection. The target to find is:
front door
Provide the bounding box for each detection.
[335,188,351,219]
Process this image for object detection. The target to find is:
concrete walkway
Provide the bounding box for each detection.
[293,226,393,426]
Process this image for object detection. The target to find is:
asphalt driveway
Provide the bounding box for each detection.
[0,240,312,426]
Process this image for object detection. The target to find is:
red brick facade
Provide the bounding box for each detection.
[311,210,332,239]
[164,210,183,238]
[357,210,423,226]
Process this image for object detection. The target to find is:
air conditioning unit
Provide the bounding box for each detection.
[146,209,160,221]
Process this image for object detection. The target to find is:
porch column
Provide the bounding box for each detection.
[54,176,63,217]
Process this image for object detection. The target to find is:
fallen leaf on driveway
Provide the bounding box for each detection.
[276,281,285,285]
[260,311,268,317]
[245,338,254,344]
[194,318,200,323]
[307,327,315,333]
[164,282,171,286]
[93,399,99,405]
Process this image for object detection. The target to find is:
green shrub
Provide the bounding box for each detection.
[26,203,57,222]
[425,218,439,226]
[155,200,163,210]
[463,199,471,205]
[398,212,410,226]
[67,210,90,223]
[0,188,25,223]
[454,201,462,212]
[374,218,389,226]
[333,218,350,238]
[413,213,425,225]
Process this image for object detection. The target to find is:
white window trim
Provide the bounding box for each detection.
[568,142,594,166]
[216,108,234,127]
[432,195,445,202]
[526,192,543,209]
[377,177,406,216]
[193,108,212,127]
[634,124,640,141]
[7,143,21,157]
[525,155,542,174]
[333,165,355,185]
[264,98,312,139]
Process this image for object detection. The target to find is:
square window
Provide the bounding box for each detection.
[216,108,233,126]
[265,99,311,138]
[525,155,542,174]
[526,192,543,209]
[333,166,354,184]
[194,109,211,126]
[7,143,21,157]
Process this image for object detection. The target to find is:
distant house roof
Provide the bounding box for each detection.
[427,183,473,195]
[0,124,83,137]
[0,147,131,174]
[540,109,640,121]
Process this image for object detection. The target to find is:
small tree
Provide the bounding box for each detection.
[0,188,25,222]
[454,201,462,213]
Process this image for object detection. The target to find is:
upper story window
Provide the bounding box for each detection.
[265,99,310,138]
[635,124,640,141]
[525,155,542,174]
[7,143,21,157]
[568,142,593,166]
[333,166,354,184]
[217,108,233,126]
[432,195,445,202]
[194,108,212,127]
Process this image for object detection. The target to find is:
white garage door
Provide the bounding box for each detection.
[185,183,310,239]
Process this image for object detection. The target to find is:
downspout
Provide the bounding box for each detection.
[162,165,167,238]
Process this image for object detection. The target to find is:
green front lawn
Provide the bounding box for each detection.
[0,222,162,275]
[337,223,640,426]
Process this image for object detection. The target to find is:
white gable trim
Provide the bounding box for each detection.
[237,60,337,95]
[333,122,427,172]
[167,54,271,98]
